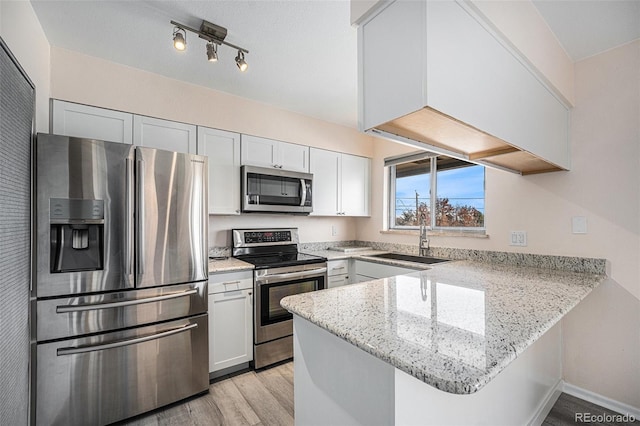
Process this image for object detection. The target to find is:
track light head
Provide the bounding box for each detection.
[235,51,248,72]
[173,27,186,51]
[206,42,218,62]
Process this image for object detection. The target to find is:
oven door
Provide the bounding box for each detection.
[254,264,326,344]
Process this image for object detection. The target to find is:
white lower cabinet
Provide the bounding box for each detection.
[353,260,418,282]
[327,259,350,288]
[208,271,253,376]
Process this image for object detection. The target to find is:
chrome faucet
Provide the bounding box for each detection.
[419,215,429,257]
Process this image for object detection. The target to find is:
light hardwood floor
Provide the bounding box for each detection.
[122,362,294,426]
[123,362,637,425]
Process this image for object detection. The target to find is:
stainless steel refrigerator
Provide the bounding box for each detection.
[32,134,209,425]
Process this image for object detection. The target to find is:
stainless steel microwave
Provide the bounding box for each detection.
[241,165,313,214]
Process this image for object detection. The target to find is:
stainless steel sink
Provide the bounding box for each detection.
[367,253,449,264]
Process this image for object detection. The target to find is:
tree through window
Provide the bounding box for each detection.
[390,155,485,230]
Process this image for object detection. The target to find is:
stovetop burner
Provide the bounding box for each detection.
[231,228,327,270]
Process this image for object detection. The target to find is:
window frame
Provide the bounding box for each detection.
[388,157,486,232]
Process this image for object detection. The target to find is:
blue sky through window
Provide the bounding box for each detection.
[396,165,485,211]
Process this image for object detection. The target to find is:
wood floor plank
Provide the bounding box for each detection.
[275,362,294,387]
[232,370,294,426]
[255,367,295,418]
[185,393,224,426]
[210,374,262,426]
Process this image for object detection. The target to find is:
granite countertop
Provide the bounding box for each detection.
[208,257,254,274]
[281,260,605,395]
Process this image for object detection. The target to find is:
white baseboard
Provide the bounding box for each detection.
[563,382,640,419]
[529,379,563,426]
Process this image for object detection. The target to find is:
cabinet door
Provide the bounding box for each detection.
[51,100,133,144]
[208,289,253,373]
[279,141,309,172]
[133,115,196,153]
[197,127,241,215]
[240,134,278,168]
[341,154,370,216]
[309,148,341,216]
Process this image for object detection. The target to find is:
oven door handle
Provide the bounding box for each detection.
[256,267,327,284]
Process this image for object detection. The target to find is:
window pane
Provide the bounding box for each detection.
[394,162,430,227]
[435,159,485,228]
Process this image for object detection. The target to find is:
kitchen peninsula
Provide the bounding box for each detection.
[281,260,606,425]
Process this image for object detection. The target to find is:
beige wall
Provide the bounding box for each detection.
[50,47,376,245]
[0,1,51,132]
[50,47,374,157]
[359,40,640,407]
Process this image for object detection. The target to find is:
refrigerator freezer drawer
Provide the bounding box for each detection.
[34,314,209,426]
[36,281,207,342]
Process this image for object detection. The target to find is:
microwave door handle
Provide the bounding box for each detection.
[300,179,307,207]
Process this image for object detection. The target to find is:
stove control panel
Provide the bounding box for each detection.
[244,230,291,244]
[232,228,299,248]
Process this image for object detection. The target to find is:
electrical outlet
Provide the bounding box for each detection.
[510,231,527,246]
[331,225,337,236]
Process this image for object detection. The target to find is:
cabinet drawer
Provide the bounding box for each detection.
[328,274,349,289]
[327,259,349,276]
[209,271,253,294]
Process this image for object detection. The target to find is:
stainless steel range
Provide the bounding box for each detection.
[232,228,326,369]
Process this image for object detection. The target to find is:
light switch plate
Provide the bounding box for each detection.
[510,231,527,246]
[331,225,338,236]
[572,216,587,234]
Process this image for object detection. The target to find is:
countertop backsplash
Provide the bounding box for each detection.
[210,240,607,276]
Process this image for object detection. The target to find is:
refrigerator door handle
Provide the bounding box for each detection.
[136,157,145,277]
[56,323,198,356]
[125,158,134,277]
[55,289,199,313]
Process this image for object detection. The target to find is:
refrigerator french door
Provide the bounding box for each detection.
[33,134,209,426]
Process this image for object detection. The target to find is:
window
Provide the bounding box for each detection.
[388,153,485,230]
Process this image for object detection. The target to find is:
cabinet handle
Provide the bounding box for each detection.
[332,266,346,270]
[222,280,241,286]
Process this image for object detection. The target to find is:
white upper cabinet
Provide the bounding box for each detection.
[340,154,370,216]
[359,0,570,174]
[310,148,370,217]
[51,100,133,144]
[133,115,196,154]
[310,148,341,216]
[197,127,241,215]
[241,134,309,172]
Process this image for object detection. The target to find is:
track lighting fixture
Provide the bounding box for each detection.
[235,51,248,72]
[172,27,186,51]
[206,42,218,62]
[171,19,249,72]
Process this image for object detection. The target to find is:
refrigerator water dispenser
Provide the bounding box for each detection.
[50,198,104,273]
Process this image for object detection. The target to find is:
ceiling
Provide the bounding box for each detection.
[30,0,640,129]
